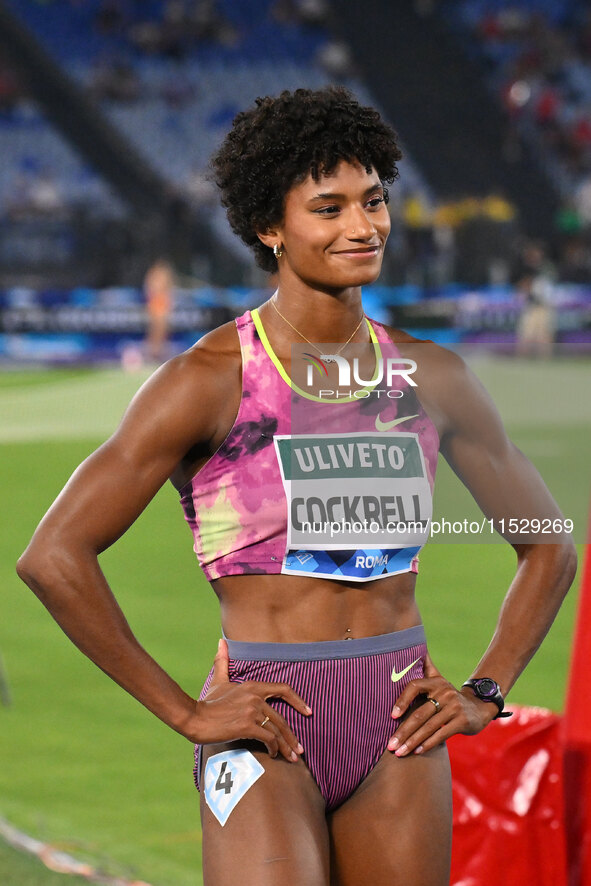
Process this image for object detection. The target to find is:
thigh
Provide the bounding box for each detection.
[328,743,452,886]
[200,741,330,886]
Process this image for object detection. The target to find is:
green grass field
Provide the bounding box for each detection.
[0,356,589,885]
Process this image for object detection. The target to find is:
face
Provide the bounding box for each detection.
[263,159,391,291]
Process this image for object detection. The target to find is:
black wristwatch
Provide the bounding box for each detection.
[461,678,513,719]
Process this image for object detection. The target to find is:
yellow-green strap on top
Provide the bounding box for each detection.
[251,306,382,403]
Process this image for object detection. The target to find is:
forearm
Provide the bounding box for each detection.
[465,541,577,696]
[17,543,310,764]
[17,544,197,739]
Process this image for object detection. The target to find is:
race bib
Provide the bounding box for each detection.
[274,432,432,581]
[204,750,265,826]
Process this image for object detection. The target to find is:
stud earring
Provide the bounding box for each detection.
[273,244,283,258]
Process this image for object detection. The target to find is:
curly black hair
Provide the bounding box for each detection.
[210,86,402,272]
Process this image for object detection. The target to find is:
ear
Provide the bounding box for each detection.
[256,226,281,250]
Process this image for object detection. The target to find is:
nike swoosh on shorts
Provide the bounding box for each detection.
[391,657,421,683]
[375,413,419,432]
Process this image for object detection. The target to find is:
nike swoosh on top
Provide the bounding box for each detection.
[375,413,419,432]
[391,657,421,683]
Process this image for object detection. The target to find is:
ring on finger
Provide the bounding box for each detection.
[426,697,441,713]
[260,715,270,727]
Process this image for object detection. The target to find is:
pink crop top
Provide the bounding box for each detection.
[180,308,439,583]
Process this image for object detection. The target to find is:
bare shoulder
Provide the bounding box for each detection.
[168,319,241,397]
[372,321,424,347]
[113,319,242,454]
[141,319,239,396]
[377,319,464,388]
[193,318,242,360]
[376,321,499,439]
[375,320,460,368]
[374,320,457,365]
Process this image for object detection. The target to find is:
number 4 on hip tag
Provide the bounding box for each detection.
[204,749,265,826]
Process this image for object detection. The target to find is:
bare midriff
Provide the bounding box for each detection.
[211,571,422,643]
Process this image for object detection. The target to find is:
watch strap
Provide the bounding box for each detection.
[462,678,513,719]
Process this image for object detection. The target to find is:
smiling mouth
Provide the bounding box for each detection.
[334,246,381,256]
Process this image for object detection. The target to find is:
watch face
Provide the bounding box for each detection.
[475,678,497,698]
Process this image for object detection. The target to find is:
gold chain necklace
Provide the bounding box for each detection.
[270,297,366,357]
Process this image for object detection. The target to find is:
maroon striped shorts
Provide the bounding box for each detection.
[194,625,427,811]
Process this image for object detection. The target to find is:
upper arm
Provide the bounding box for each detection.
[24,342,236,560]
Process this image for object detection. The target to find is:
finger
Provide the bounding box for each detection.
[391,711,455,757]
[412,721,461,756]
[388,700,447,754]
[209,638,229,688]
[259,717,302,763]
[389,697,442,751]
[259,703,305,759]
[257,682,312,716]
[252,724,280,758]
[391,677,437,718]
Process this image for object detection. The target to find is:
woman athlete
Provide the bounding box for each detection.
[17,88,576,886]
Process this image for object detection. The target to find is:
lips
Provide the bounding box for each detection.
[334,245,381,256]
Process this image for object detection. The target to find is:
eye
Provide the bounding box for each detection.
[367,193,387,209]
[314,205,340,215]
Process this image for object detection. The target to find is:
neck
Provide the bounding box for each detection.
[270,282,366,344]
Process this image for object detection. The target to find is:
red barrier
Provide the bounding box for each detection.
[564,539,591,886]
[449,706,567,885]
[449,536,590,885]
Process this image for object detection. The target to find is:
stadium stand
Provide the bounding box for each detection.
[0,0,430,287]
[446,0,591,278]
[0,0,589,364]
[448,0,591,192]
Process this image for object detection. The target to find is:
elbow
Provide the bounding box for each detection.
[544,539,578,601]
[17,543,35,585]
[16,541,63,603]
[563,542,578,593]
[17,544,47,596]
[515,538,578,599]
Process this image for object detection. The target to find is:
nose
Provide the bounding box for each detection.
[346,205,376,239]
